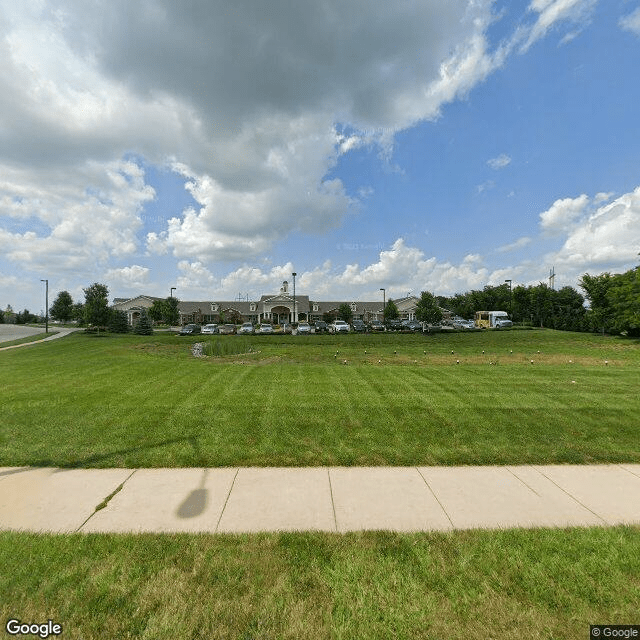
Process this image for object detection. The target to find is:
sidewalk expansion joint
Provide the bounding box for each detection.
[534,468,608,525]
[76,469,137,532]
[416,467,454,529]
[507,466,541,497]
[327,468,338,533]
[619,464,640,481]
[215,467,239,532]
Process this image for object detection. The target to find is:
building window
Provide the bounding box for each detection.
[211,303,218,312]
[313,304,318,312]
[250,303,256,312]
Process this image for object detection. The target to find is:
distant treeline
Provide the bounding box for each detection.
[436,263,639,336]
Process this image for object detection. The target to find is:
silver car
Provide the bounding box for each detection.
[258,323,274,334]
[329,320,350,333]
[238,322,254,334]
[296,322,312,334]
[201,323,219,334]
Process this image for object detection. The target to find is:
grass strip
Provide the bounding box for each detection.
[1,330,639,468]
[0,331,58,348]
[1,527,638,639]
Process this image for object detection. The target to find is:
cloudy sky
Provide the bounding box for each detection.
[1,0,639,313]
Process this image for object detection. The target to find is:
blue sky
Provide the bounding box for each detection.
[1,0,639,314]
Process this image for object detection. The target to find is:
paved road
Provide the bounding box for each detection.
[0,324,44,343]
[0,325,78,350]
[1,464,638,534]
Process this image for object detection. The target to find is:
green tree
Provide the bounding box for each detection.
[580,272,613,333]
[606,266,640,336]
[83,283,110,327]
[148,299,165,324]
[133,309,154,335]
[337,303,353,323]
[15,309,36,324]
[72,303,85,325]
[50,291,74,322]
[108,309,130,333]
[415,291,442,325]
[383,299,399,322]
[165,296,180,325]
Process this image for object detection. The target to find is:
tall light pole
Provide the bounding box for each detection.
[292,272,297,324]
[40,279,48,333]
[505,279,512,318]
[380,288,385,322]
[170,287,176,298]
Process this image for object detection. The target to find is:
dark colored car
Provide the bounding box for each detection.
[387,319,403,331]
[179,324,201,335]
[370,320,385,331]
[404,320,422,331]
[351,319,367,332]
[314,321,329,333]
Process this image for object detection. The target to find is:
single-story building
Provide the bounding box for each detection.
[113,282,433,326]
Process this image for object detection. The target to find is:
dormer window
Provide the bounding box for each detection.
[313,303,318,312]
[351,302,357,311]
[250,303,256,312]
[211,303,218,312]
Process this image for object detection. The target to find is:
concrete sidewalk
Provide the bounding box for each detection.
[0,327,79,350]
[0,465,639,534]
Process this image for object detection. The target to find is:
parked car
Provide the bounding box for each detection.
[179,324,201,335]
[404,320,422,331]
[314,320,329,333]
[258,323,274,334]
[386,319,403,331]
[237,322,254,335]
[201,323,219,334]
[351,319,367,332]
[296,322,312,335]
[370,320,385,332]
[329,319,350,333]
[281,323,293,334]
[218,324,236,335]
[452,317,475,330]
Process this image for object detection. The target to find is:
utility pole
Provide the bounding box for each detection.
[292,272,297,324]
[40,279,48,333]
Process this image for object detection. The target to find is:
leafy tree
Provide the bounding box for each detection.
[606,266,640,336]
[322,310,337,323]
[580,272,614,333]
[72,303,85,325]
[0,309,4,324]
[132,309,154,335]
[383,299,399,322]
[83,283,110,327]
[337,303,353,323]
[165,296,180,325]
[415,291,442,325]
[50,291,74,322]
[148,299,165,324]
[108,309,130,333]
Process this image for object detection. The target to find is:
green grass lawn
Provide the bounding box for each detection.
[1,329,638,468]
[2,329,639,638]
[1,329,639,468]
[1,527,638,639]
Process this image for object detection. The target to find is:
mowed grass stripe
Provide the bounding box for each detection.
[1,330,638,467]
[1,527,639,639]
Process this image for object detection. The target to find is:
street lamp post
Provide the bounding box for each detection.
[380,288,385,322]
[170,287,176,298]
[292,272,297,324]
[40,279,48,333]
[504,279,512,318]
